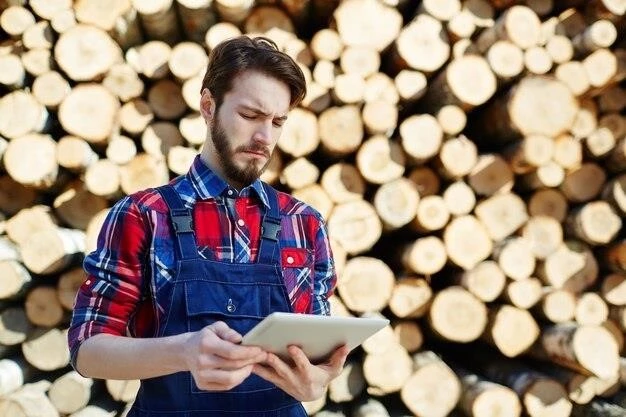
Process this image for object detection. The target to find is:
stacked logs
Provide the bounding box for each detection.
[0,0,625,416]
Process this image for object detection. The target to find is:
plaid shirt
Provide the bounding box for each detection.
[68,155,336,369]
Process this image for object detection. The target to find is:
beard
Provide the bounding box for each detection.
[210,117,271,186]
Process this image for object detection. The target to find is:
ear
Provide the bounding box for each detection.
[200,88,216,125]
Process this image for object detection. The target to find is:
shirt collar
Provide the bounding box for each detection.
[186,155,270,208]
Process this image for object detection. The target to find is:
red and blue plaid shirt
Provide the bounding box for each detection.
[68,155,337,368]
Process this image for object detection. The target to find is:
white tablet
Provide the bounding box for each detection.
[241,312,389,363]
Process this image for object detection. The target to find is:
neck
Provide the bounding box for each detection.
[199,141,244,191]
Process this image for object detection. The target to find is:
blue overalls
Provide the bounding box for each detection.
[128,184,307,417]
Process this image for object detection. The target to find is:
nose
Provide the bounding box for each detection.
[252,120,274,145]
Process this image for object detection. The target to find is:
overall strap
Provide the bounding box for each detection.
[257,183,282,265]
[157,185,199,260]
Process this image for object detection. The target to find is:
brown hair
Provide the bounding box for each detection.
[201,36,306,110]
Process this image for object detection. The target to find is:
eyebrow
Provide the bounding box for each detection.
[239,105,288,122]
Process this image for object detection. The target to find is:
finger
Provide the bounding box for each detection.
[252,363,281,386]
[210,351,268,370]
[288,345,311,372]
[322,345,349,371]
[198,365,253,389]
[208,321,243,343]
[265,352,294,380]
[204,334,264,361]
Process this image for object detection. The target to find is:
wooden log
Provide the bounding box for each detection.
[575,292,609,326]
[147,79,187,121]
[504,135,554,174]
[292,184,333,220]
[502,277,543,309]
[555,61,591,97]
[571,398,626,417]
[277,108,319,158]
[447,9,477,40]
[0,91,49,140]
[0,236,20,262]
[532,322,620,379]
[119,154,169,195]
[485,304,540,357]
[435,105,467,137]
[168,41,208,82]
[53,181,109,230]
[352,398,388,417]
[318,105,363,157]
[5,205,57,246]
[475,5,542,52]
[25,286,65,328]
[546,35,574,64]
[300,81,331,113]
[19,227,85,275]
[565,201,621,246]
[413,195,450,233]
[539,362,604,405]
[204,22,241,51]
[467,154,514,196]
[402,236,447,276]
[0,357,34,397]
[0,307,30,346]
[50,8,77,34]
[560,163,606,203]
[332,73,365,105]
[400,351,461,417]
[482,76,578,141]
[106,135,137,165]
[394,70,428,103]
[393,14,451,74]
[421,55,497,112]
[85,159,121,198]
[598,85,626,113]
[179,113,205,147]
[54,24,122,82]
[486,40,524,82]
[356,136,404,185]
[132,0,181,44]
[339,46,380,78]
[59,84,120,145]
[428,286,487,343]
[279,157,319,190]
[85,209,110,254]
[0,53,25,89]
[493,237,535,281]
[363,344,413,394]
[119,99,155,137]
[521,215,562,260]
[363,72,398,105]
[319,163,365,204]
[336,257,394,313]
[21,48,54,77]
[362,100,398,136]
[22,21,54,50]
[474,192,528,242]
[29,0,70,22]
[456,260,506,302]
[58,268,87,311]
[399,114,443,164]
[519,162,565,192]
[328,360,365,403]
[524,46,553,75]
[244,6,294,35]
[0,380,60,417]
[49,371,94,415]
[553,134,582,170]
[444,215,493,270]
[538,240,599,293]
[527,188,568,222]
[442,180,476,216]
[312,59,336,90]
[457,370,522,417]
[393,321,423,353]
[73,0,143,50]
[606,138,626,174]
[535,287,577,323]
[175,0,217,43]
[0,6,35,37]
[22,327,70,371]
[574,20,618,56]
[362,316,397,355]
[32,71,71,109]
[583,48,626,90]
[373,178,419,231]
[131,41,172,80]
[333,0,402,53]
[142,122,184,160]
[4,134,58,190]
[105,379,140,403]
[434,135,477,180]
[310,28,343,62]
[408,166,440,198]
[389,277,433,319]
[475,356,573,417]
[102,64,144,103]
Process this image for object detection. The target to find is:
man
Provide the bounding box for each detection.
[68,36,348,416]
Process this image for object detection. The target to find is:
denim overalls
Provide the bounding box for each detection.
[128,184,307,416]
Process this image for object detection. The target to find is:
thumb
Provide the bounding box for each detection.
[209,321,242,343]
[325,345,349,369]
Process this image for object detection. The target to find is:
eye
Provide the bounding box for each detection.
[240,113,255,120]
[272,120,284,128]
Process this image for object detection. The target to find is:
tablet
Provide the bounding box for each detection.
[241,312,389,363]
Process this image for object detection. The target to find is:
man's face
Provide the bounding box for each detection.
[201,70,291,187]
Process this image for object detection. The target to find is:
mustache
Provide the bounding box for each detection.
[236,144,270,158]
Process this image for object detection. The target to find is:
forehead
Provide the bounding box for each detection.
[225,70,291,115]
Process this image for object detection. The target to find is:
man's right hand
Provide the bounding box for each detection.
[182,321,268,391]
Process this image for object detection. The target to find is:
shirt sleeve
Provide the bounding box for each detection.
[67,195,150,371]
[311,216,337,316]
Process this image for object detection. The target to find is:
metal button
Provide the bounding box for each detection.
[286,256,294,265]
[237,219,245,227]
[227,299,236,313]
[85,280,91,285]
[227,189,233,196]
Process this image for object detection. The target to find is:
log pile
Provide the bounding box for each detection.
[0,0,625,416]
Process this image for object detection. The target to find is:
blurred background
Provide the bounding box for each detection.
[0,0,625,416]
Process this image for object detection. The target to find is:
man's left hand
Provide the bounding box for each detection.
[252,345,349,402]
